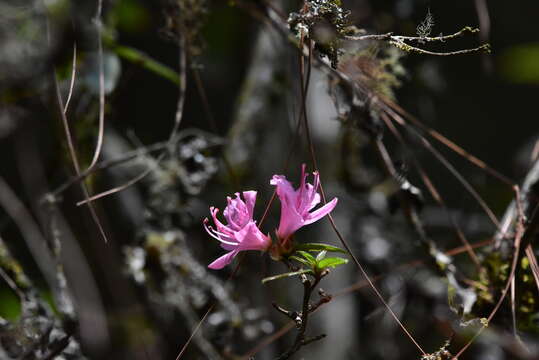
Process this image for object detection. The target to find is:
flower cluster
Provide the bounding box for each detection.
[203,165,338,269]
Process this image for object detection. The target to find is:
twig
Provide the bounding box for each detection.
[272,302,298,321]
[396,27,479,43]
[0,266,25,301]
[50,129,220,198]
[49,140,169,197]
[389,40,490,56]
[76,166,155,206]
[346,27,490,56]
[274,273,325,360]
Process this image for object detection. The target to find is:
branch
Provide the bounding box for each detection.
[345,27,490,56]
[389,40,490,56]
[273,273,326,360]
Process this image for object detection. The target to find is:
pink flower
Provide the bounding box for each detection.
[270,165,338,242]
[204,191,271,269]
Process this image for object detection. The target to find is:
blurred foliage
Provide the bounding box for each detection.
[499,43,539,84]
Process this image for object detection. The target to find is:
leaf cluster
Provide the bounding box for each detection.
[262,243,348,283]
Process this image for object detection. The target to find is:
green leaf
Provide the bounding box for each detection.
[261,269,313,284]
[289,256,313,268]
[106,40,181,86]
[294,243,347,254]
[316,257,349,271]
[316,250,327,262]
[296,251,316,265]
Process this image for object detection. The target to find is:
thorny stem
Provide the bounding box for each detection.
[274,268,327,360]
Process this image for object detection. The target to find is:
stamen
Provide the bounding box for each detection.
[204,222,238,246]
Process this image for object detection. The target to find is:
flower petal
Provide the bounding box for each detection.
[270,175,296,203]
[208,250,239,269]
[242,191,257,219]
[237,222,271,251]
[276,208,304,240]
[271,175,305,239]
[304,197,338,226]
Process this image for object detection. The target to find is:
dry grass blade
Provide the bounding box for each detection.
[386,109,502,230]
[76,166,153,206]
[87,0,106,170]
[175,305,214,360]
[64,42,77,114]
[0,266,25,300]
[76,34,187,205]
[525,245,539,295]
[53,72,109,242]
[43,5,108,241]
[380,112,482,269]
[385,101,514,186]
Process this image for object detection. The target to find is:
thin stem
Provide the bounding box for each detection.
[295,23,427,356]
[274,273,324,360]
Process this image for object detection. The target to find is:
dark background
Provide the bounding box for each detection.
[0,0,538,359]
